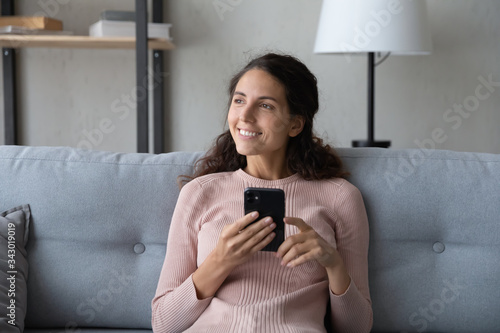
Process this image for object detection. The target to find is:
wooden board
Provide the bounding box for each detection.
[0,35,175,50]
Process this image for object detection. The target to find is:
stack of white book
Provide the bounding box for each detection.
[89,10,172,41]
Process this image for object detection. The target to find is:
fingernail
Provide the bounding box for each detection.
[265,217,272,224]
[251,211,258,218]
[269,223,276,229]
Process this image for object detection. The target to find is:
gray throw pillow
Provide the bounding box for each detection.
[0,205,31,332]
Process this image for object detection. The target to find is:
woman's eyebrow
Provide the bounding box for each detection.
[259,96,278,102]
[234,91,277,102]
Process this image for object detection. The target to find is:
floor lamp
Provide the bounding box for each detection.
[314,0,432,148]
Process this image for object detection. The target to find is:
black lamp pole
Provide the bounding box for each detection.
[352,52,391,148]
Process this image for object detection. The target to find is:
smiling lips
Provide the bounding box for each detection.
[239,129,261,137]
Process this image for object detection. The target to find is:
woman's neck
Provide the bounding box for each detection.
[244,155,291,180]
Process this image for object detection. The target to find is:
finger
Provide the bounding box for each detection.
[237,217,274,243]
[275,231,309,259]
[279,242,310,266]
[249,226,276,252]
[284,217,312,232]
[285,251,316,268]
[221,212,260,240]
[230,219,276,256]
[232,211,259,234]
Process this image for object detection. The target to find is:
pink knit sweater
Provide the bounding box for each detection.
[152,169,372,333]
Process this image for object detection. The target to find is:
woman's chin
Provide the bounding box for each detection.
[235,145,256,157]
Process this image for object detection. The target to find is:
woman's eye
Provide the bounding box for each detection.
[261,103,273,110]
[234,98,244,104]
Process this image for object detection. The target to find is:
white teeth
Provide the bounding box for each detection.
[239,129,259,137]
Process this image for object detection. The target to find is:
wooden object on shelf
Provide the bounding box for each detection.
[0,35,175,49]
[0,16,63,30]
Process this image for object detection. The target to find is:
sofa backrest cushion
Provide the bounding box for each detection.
[0,146,203,329]
[1,146,499,332]
[338,148,500,333]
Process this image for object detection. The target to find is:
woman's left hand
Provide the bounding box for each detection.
[277,217,351,295]
[276,217,338,269]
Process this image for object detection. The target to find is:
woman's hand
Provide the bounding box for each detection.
[276,217,337,268]
[192,212,276,299]
[276,217,351,295]
[212,211,277,268]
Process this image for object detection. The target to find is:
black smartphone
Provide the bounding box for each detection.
[244,187,285,252]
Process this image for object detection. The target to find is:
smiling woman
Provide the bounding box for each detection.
[189,53,349,182]
[152,53,373,333]
[227,69,305,179]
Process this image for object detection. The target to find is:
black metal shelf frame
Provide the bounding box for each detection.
[2,0,166,153]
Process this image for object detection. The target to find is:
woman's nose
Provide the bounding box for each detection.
[239,103,256,122]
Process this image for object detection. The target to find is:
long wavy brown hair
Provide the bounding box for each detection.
[182,53,348,185]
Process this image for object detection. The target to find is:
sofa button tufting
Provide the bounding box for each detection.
[134,243,146,254]
[432,241,445,253]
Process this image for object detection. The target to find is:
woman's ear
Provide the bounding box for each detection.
[289,116,305,138]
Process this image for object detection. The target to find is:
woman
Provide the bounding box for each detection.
[152,53,373,332]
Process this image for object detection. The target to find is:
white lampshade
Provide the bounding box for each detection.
[314,0,432,54]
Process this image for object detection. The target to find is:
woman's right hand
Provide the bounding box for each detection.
[192,212,276,299]
[213,211,276,268]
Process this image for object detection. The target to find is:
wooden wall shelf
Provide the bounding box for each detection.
[0,35,175,50]
[2,0,171,153]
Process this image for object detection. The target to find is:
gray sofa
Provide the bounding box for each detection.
[0,145,499,333]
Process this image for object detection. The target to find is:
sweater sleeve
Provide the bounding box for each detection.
[151,179,212,333]
[328,181,373,333]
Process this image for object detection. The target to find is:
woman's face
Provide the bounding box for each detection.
[228,69,302,160]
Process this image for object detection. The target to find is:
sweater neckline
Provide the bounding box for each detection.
[235,168,301,186]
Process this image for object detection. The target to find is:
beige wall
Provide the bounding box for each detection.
[1,0,499,154]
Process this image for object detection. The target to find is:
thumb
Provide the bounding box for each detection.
[284,217,311,232]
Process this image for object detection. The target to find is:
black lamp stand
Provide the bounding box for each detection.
[352,52,391,148]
